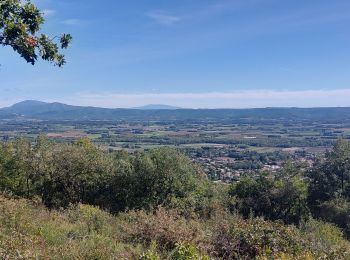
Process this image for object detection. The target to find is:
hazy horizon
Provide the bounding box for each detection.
[2,90,350,110]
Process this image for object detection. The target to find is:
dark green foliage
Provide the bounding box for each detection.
[313,198,350,237]
[229,175,309,224]
[108,148,199,212]
[94,147,217,217]
[0,138,35,198]
[41,140,113,209]
[308,138,350,236]
[308,138,350,204]
[0,0,71,66]
[0,137,214,217]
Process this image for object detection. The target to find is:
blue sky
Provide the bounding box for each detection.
[1,0,350,108]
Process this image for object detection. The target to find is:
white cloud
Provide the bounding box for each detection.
[147,11,181,25]
[59,89,350,109]
[61,19,82,26]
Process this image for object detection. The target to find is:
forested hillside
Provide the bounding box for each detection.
[1,137,350,259]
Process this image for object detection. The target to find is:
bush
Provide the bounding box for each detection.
[300,218,350,257]
[0,138,218,218]
[209,215,305,259]
[0,195,140,259]
[170,242,210,260]
[108,147,205,213]
[117,207,203,250]
[1,195,350,259]
[311,198,350,238]
[229,175,309,224]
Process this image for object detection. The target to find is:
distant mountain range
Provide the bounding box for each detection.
[0,100,183,120]
[1,100,350,122]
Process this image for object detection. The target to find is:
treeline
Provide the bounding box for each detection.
[105,134,334,148]
[1,137,350,258]
[0,136,217,217]
[1,136,350,227]
[186,147,291,163]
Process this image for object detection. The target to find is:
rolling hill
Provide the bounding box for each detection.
[1,100,350,122]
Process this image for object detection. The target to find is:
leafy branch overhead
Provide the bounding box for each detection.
[0,0,72,66]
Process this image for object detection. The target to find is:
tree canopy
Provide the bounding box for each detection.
[0,0,71,66]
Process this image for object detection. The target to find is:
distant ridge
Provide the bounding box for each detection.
[133,104,182,110]
[1,100,350,122]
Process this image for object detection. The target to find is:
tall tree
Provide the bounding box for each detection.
[0,0,72,66]
[307,138,350,237]
[308,137,350,205]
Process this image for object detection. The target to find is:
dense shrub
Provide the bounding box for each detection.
[42,143,113,209]
[209,214,304,259]
[308,138,350,237]
[170,242,210,260]
[0,138,215,217]
[311,198,350,237]
[117,207,203,250]
[300,218,350,257]
[1,195,349,259]
[106,148,207,213]
[229,175,309,224]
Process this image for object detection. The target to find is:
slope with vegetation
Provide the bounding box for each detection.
[1,194,349,259]
[1,136,350,258]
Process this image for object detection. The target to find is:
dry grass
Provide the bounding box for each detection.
[1,195,350,259]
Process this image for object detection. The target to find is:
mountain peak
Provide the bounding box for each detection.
[11,100,48,108]
[133,104,182,110]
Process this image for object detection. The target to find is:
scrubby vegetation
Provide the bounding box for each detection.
[1,136,350,259]
[1,196,349,259]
